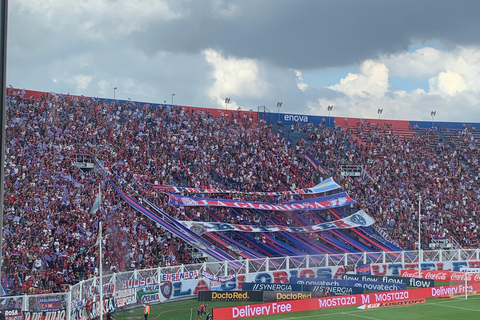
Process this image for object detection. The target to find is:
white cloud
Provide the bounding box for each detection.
[382,47,444,79]
[310,46,480,121]
[73,74,93,92]
[293,70,308,91]
[203,49,268,109]
[429,71,467,96]
[328,60,389,98]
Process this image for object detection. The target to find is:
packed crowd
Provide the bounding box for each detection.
[303,121,480,250]
[2,88,479,296]
[2,89,317,295]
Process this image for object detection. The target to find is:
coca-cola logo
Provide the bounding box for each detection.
[400,271,420,278]
[450,273,466,281]
[451,272,480,282]
[423,272,447,280]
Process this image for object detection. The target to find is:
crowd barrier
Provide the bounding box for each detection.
[1,248,479,320]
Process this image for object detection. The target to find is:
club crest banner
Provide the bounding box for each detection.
[154,177,340,195]
[180,210,374,233]
[168,191,355,211]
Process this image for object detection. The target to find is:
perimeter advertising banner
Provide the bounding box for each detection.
[68,260,480,319]
[263,291,324,302]
[401,270,480,282]
[198,291,263,302]
[212,283,480,319]
[241,283,363,296]
[342,274,434,288]
[303,285,364,296]
[290,277,406,291]
[241,283,303,291]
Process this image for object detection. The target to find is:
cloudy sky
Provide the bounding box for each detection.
[6,0,480,122]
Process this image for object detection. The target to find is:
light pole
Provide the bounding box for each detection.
[327,105,333,127]
[113,87,117,104]
[277,102,282,123]
[431,111,436,129]
[377,108,383,125]
[418,195,422,278]
[171,93,175,106]
[225,97,231,110]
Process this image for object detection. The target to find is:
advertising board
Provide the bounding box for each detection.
[263,291,323,302]
[213,283,480,319]
[401,270,480,282]
[198,291,263,302]
[342,274,434,288]
[290,277,406,291]
[241,283,303,291]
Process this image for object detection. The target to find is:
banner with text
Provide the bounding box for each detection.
[169,192,355,211]
[290,277,406,291]
[212,283,480,319]
[154,177,340,195]
[181,210,374,233]
[342,274,434,288]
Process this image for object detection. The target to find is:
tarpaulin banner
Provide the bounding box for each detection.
[181,210,374,233]
[168,192,355,211]
[153,177,340,195]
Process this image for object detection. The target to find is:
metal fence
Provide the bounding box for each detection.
[1,248,479,320]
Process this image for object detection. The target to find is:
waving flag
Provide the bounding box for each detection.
[305,152,327,175]
[90,185,102,214]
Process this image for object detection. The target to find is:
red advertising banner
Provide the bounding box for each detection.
[212,283,480,319]
[400,270,480,282]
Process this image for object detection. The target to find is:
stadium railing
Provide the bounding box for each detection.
[1,248,479,320]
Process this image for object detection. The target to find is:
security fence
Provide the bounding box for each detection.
[1,248,479,320]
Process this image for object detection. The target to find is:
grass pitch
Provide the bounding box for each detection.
[113,294,480,320]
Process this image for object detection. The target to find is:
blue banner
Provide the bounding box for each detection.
[168,192,355,211]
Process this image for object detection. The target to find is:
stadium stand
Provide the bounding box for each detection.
[2,88,479,297]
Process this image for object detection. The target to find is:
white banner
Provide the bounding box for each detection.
[154,177,340,195]
[181,210,375,233]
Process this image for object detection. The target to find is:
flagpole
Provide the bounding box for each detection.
[99,220,103,320]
